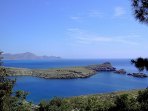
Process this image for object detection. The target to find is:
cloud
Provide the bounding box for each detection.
[76,35,138,45]
[70,16,81,20]
[67,28,80,31]
[88,10,103,18]
[67,28,139,45]
[114,6,126,17]
[70,10,103,22]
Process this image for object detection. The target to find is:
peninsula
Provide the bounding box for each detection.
[6,62,116,79]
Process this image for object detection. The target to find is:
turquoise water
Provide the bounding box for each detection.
[4,59,148,103]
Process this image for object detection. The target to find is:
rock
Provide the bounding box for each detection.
[114,69,126,74]
[127,73,133,76]
[86,62,116,72]
[132,73,148,78]
[127,73,148,78]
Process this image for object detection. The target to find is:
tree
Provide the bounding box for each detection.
[131,0,148,73]
[0,51,15,111]
[110,94,139,111]
[131,57,148,72]
[0,51,32,111]
[137,88,148,110]
[131,0,148,24]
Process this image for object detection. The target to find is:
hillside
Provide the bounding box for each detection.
[2,52,61,60]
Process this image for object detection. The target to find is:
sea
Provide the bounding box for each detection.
[3,59,148,104]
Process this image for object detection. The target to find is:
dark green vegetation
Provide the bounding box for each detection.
[131,57,148,72]
[131,0,148,24]
[38,89,148,111]
[0,51,35,111]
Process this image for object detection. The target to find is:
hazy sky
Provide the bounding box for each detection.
[0,0,148,58]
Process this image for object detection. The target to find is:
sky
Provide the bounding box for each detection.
[0,0,148,59]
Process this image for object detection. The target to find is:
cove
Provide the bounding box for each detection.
[12,72,148,104]
[6,59,148,103]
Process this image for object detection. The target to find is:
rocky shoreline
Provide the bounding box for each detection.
[114,69,148,78]
[6,62,147,79]
[127,73,148,78]
[6,62,116,79]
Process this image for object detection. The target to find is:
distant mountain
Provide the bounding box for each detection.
[2,52,61,60]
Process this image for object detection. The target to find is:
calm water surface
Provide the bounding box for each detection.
[3,59,148,103]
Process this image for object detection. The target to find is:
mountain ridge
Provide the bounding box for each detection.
[2,52,61,60]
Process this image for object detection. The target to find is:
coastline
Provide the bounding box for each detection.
[67,88,143,100]
[31,88,143,106]
[6,62,116,79]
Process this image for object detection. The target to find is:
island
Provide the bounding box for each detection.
[6,62,116,79]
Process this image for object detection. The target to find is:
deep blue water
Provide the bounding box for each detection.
[3,59,148,104]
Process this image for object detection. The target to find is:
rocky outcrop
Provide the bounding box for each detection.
[127,73,148,78]
[114,69,126,74]
[86,62,116,72]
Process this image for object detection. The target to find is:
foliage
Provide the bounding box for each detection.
[15,90,29,100]
[37,88,148,111]
[38,95,115,111]
[137,88,148,111]
[39,97,72,111]
[0,51,15,111]
[110,94,139,111]
[130,2,148,110]
[131,57,148,72]
[0,51,33,111]
[131,0,148,24]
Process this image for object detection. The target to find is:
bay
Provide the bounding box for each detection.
[3,59,148,103]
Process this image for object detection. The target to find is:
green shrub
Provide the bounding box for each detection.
[137,88,148,111]
[110,94,139,111]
